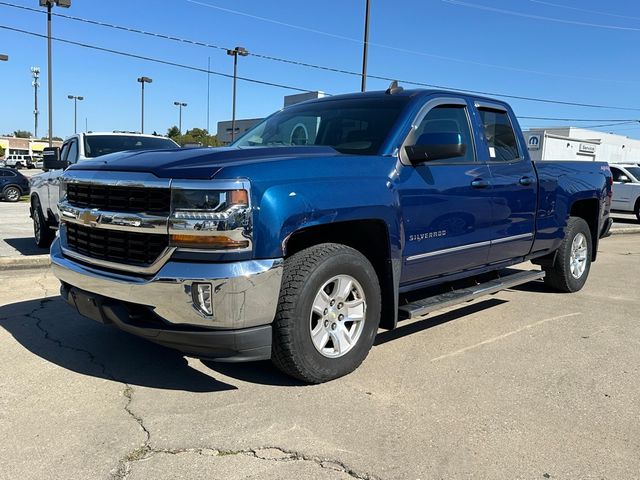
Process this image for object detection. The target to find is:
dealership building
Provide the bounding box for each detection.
[523,127,640,164]
[0,136,62,160]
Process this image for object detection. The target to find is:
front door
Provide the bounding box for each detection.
[397,98,494,286]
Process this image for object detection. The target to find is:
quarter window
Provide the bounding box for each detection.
[479,109,520,162]
[410,105,475,164]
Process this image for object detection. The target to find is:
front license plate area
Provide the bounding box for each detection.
[70,288,108,324]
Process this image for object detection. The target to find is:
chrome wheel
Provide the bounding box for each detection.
[570,232,588,279]
[4,187,20,202]
[309,274,366,358]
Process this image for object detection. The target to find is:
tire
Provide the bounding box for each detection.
[15,162,23,170]
[635,202,640,222]
[3,185,21,202]
[272,243,381,383]
[32,197,55,248]
[543,217,592,293]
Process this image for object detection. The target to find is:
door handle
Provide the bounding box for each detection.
[519,176,533,186]
[471,178,490,189]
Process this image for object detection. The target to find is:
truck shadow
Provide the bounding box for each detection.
[4,237,49,256]
[0,296,236,393]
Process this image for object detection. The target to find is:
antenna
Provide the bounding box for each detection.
[385,80,403,95]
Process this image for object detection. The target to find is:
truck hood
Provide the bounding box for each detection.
[67,146,341,179]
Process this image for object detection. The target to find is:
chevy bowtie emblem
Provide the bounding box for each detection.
[78,209,100,226]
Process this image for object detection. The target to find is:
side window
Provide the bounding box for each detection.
[479,108,520,162]
[66,140,78,164]
[60,142,71,161]
[411,105,475,163]
[610,167,624,182]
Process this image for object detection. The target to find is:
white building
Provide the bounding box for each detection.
[523,127,640,164]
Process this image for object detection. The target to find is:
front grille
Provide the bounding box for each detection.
[65,223,169,266]
[66,183,170,214]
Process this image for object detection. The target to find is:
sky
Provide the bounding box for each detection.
[1,0,640,140]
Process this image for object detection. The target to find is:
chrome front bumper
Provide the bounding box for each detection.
[50,238,283,330]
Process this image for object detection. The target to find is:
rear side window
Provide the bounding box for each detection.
[479,109,520,162]
[610,167,625,182]
[411,105,475,164]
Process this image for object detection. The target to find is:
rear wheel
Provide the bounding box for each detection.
[544,217,592,293]
[3,186,21,202]
[32,198,55,248]
[272,243,381,383]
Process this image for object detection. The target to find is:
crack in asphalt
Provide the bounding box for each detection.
[113,445,378,480]
[23,296,378,480]
[23,297,151,479]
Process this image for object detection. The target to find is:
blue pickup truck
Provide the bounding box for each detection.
[50,86,613,383]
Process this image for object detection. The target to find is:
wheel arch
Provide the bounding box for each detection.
[284,219,398,330]
[569,198,599,260]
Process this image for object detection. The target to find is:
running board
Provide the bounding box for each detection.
[398,270,545,320]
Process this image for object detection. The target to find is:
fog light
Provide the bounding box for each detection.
[192,283,213,316]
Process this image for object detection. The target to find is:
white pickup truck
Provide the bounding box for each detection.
[609,164,640,220]
[30,131,179,247]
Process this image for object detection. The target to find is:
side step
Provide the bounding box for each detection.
[398,270,545,320]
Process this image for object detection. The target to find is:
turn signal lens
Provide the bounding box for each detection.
[170,234,250,249]
[228,189,248,206]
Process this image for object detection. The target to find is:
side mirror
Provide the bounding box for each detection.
[405,132,466,164]
[42,147,67,172]
[618,174,631,183]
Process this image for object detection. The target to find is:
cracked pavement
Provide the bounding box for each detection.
[1,235,639,479]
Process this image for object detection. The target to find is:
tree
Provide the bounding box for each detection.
[52,136,63,141]
[166,126,222,147]
[13,130,32,138]
[166,126,180,139]
[0,145,5,158]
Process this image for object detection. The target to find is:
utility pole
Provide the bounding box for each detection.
[226,46,248,143]
[207,56,211,134]
[361,0,371,92]
[31,67,40,138]
[173,101,187,134]
[137,76,152,133]
[40,0,72,146]
[67,95,83,134]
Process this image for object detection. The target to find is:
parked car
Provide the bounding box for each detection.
[30,131,179,247]
[5,154,34,169]
[0,167,30,202]
[609,164,640,220]
[50,87,612,383]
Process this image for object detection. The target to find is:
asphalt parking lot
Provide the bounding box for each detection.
[0,234,638,479]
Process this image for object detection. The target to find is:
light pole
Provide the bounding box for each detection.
[226,46,248,143]
[361,0,370,92]
[0,54,8,61]
[67,95,84,134]
[173,101,187,134]
[31,67,40,138]
[39,0,71,146]
[137,76,152,133]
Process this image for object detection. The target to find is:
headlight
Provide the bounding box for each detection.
[168,181,252,251]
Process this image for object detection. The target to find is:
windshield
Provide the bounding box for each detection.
[626,166,640,181]
[232,97,411,155]
[83,135,178,158]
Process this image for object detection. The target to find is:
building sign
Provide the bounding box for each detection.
[579,143,596,154]
[527,134,541,150]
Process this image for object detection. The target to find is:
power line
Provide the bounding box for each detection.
[3,1,640,111]
[528,0,640,22]
[0,24,318,94]
[185,0,640,85]
[1,0,636,87]
[442,0,640,32]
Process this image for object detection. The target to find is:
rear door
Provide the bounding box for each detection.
[398,97,494,285]
[475,102,537,263]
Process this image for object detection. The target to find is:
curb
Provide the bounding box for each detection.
[0,255,51,271]
[609,227,640,236]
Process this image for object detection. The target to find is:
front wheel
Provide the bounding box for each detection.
[3,186,21,202]
[544,217,592,293]
[32,198,55,248]
[272,243,381,383]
